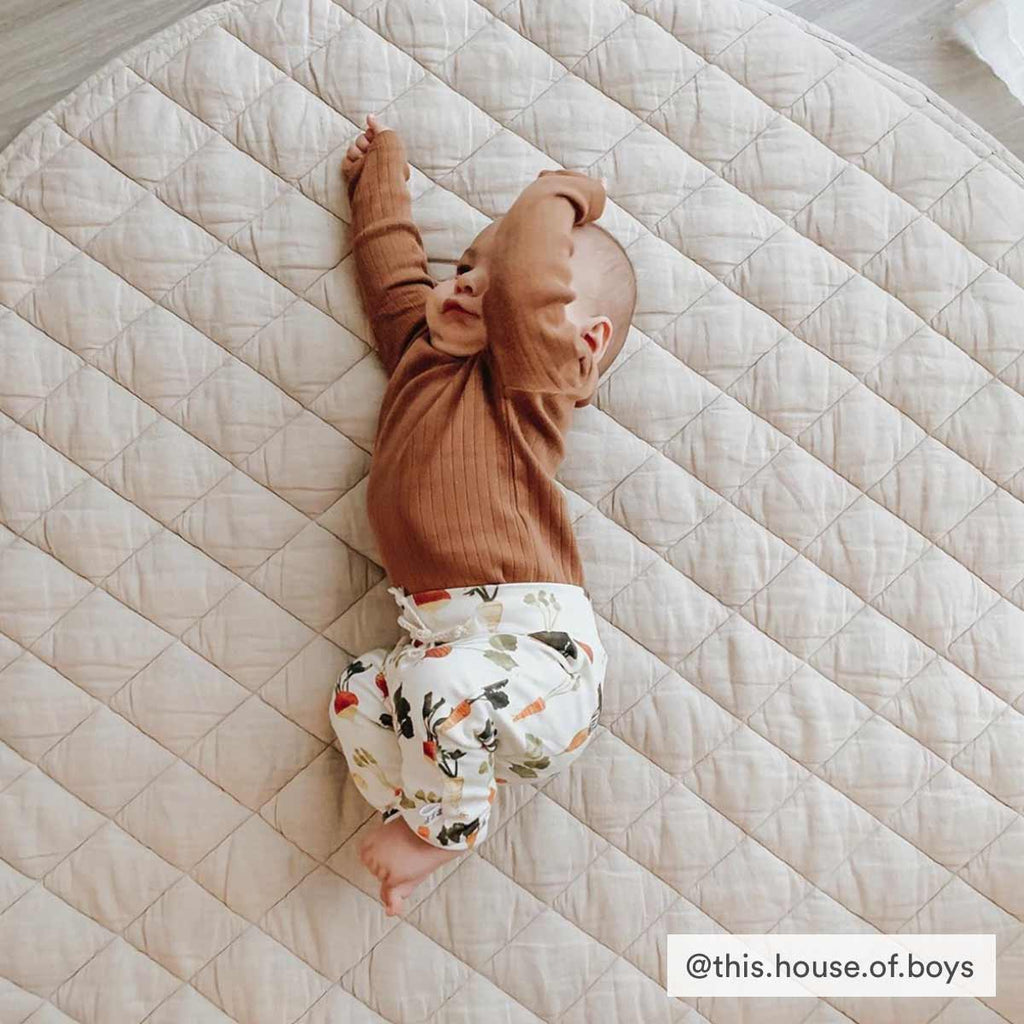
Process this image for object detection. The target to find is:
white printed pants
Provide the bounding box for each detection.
[329,582,608,851]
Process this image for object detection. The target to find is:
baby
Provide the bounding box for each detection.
[330,114,637,917]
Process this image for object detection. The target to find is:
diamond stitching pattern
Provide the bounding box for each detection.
[0,0,1022,1021]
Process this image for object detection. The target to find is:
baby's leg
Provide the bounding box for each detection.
[393,650,498,852]
[359,815,463,916]
[359,647,501,915]
[329,647,470,915]
[328,648,404,825]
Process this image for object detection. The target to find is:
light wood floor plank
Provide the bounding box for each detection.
[0,0,219,151]
[1,0,1022,161]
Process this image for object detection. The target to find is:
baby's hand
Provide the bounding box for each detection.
[342,113,394,186]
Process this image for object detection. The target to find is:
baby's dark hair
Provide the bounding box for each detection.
[572,222,637,375]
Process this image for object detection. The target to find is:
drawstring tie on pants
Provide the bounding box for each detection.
[388,586,481,665]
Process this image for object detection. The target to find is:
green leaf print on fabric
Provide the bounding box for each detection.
[480,680,510,710]
[478,716,498,752]
[506,733,551,778]
[523,589,562,629]
[436,818,482,847]
[528,631,578,662]
[393,684,414,739]
[483,634,518,671]
[340,658,373,686]
[484,650,516,670]
[351,747,402,793]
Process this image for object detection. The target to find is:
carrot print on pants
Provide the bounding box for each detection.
[329,582,608,851]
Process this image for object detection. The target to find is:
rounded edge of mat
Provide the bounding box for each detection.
[0,0,262,179]
[743,0,1024,189]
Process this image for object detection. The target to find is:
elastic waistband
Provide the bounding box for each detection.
[388,581,598,644]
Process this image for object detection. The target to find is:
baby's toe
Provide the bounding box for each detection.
[381,882,403,916]
[364,854,392,884]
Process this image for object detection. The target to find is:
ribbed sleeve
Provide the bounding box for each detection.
[346,130,433,375]
[483,169,605,403]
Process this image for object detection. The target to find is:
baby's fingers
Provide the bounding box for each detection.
[366,113,394,138]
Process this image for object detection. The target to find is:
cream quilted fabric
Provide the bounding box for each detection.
[1,0,1023,1021]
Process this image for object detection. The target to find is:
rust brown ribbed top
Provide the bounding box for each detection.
[346,130,606,594]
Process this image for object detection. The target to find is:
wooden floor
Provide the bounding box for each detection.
[1,0,1023,161]
[778,0,1024,160]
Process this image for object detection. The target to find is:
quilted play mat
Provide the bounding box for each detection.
[2,0,1024,1020]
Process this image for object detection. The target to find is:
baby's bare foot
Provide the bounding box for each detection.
[358,816,463,916]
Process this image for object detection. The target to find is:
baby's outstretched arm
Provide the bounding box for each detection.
[482,169,607,402]
[343,116,433,376]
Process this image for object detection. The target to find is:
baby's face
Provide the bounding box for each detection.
[426,219,598,360]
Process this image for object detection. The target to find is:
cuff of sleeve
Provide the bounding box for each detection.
[345,128,410,206]
[371,128,408,168]
[534,168,606,223]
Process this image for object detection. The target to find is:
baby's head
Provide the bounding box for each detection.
[427,217,636,405]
